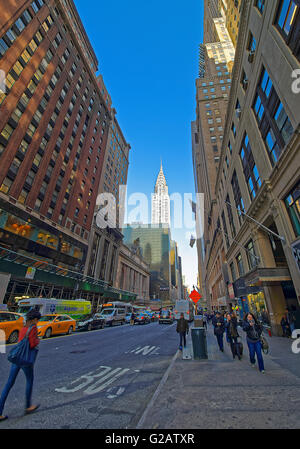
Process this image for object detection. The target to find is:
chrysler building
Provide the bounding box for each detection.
[151,162,170,226]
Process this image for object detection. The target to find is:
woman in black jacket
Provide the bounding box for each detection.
[225,313,241,360]
[243,313,265,373]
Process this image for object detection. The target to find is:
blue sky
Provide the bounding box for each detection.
[75,0,204,290]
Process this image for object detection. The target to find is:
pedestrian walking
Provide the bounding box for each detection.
[202,313,207,330]
[176,313,189,350]
[242,313,265,373]
[225,313,241,360]
[280,314,290,337]
[286,308,296,336]
[130,312,135,326]
[212,311,225,352]
[0,309,41,422]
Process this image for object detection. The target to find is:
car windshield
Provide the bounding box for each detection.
[100,309,114,315]
[39,316,56,322]
[161,311,170,317]
[17,306,40,314]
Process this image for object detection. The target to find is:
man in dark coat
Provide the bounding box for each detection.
[212,311,225,352]
[176,313,189,350]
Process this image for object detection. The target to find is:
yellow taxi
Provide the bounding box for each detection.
[37,314,76,339]
[0,311,25,344]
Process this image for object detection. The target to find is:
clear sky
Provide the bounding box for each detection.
[75,0,204,291]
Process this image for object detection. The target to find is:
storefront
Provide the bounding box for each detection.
[247,290,270,325]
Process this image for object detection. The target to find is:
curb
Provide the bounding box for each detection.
[136,349,179,429]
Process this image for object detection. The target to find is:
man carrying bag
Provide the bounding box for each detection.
[0,309,41,422]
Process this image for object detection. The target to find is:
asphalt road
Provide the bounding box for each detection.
[0,321,179,429]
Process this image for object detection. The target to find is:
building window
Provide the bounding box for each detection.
[284,179,300,236]
[255,0,265,14]
[275,0,300,61]
[252,66,294,166]
[246,240,259,269]
[240,133,262,200]
[230,262,236,282]
[226,195,236,238]
[231,170,245,226]
[236,253,245,276]
[222,211,230,249]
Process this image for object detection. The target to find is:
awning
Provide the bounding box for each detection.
[244,267,291,287]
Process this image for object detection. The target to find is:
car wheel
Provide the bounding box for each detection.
[44,328,52,339]
[88,323,92,331]
[68,326,73,335]
[8,330,19,344]
[109,321,113,327]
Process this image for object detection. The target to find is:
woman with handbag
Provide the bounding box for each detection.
[225,313,241,360]
[0,309,41,422]
[242,313,265,373]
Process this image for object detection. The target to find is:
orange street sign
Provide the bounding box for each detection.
[189,290,202,303]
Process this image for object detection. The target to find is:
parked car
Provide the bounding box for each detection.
[143,311,155,322]
[37,314,76,338]
[134,313,151,325]
[158,310,174,324]
[76,313,105,332]
[0,311,25,344]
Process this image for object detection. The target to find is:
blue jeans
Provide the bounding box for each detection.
[247,340,265,371]
[0,364,34,415]
[216,333,224,351]
[179,332,186,348]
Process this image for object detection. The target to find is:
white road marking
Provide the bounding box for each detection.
[55,365,130,397]
[126,345,160,356]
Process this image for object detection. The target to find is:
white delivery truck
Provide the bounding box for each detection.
[98,302,132,326]
[174,299,194,322]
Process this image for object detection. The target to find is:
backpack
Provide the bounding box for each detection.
[7,325,39,367]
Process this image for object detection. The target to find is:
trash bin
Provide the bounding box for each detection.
[191,327,208,360]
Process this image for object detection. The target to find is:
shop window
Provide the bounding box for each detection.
[4,214,33,238]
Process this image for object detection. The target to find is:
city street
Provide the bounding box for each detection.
[0,322,178,429]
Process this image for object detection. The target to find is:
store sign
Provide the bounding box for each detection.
[292,239,300,273]
[25,267,36,280]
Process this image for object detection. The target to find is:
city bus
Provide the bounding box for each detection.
[17,298,91,320]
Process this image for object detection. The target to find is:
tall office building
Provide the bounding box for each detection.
[122,224,172,306]
[192,6,235,310]
[0,0,135,307]
[151,162,170,226]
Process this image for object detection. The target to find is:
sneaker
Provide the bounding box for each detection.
[260,370,265,374]
[251,363,256,368]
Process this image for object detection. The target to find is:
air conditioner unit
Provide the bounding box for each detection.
[248,50,255,63]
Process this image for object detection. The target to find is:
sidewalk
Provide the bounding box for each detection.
[138,323,300,429]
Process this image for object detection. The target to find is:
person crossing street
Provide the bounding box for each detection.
[0,309,41,422]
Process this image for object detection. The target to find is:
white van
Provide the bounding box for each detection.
[98,302,129,326]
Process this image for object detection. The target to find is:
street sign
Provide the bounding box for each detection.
[189,289,202,304]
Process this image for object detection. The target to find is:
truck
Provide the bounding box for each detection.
[17,298,91,319]
[98,302,132,326]
[173,299,194,322]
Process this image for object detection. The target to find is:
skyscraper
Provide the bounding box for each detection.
[151,162,170,226]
